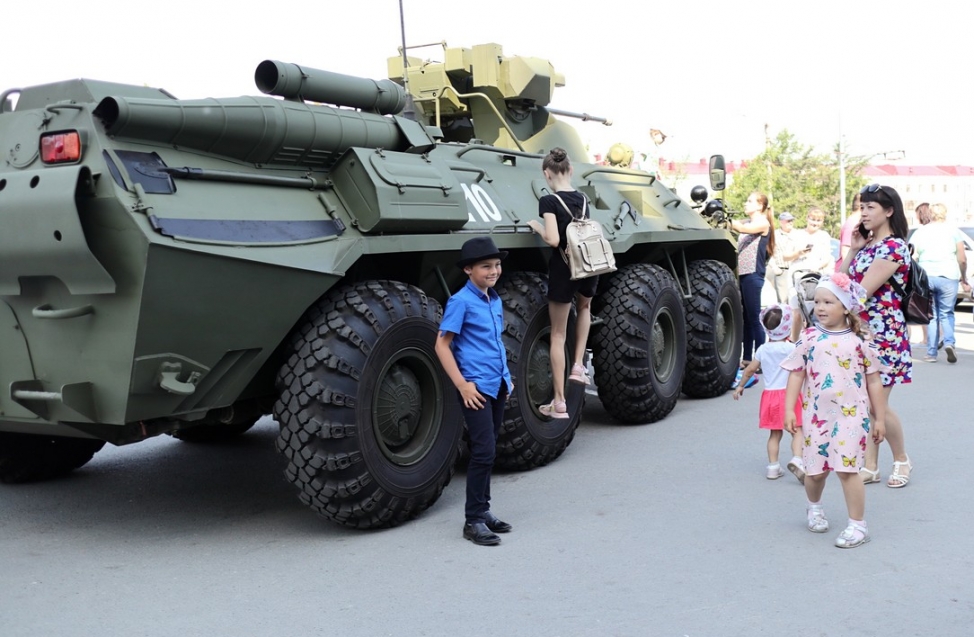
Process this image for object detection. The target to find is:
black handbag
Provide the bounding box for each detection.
[888,247,934,325]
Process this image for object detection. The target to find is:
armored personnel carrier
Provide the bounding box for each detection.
[0,43,740,529]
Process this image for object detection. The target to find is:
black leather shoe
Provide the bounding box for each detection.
[463,522,501,546]
[484,511,512,533]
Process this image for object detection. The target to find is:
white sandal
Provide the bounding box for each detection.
[859,467,881,485]
[887,457,913,488]
[806,505,829,533]
[835,522,870,548]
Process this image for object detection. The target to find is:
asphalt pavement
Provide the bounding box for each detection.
[1,313,972,637]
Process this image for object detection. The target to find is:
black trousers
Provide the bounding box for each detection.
[461,382,507,523]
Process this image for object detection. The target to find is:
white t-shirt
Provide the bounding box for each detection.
[911,223,966,279]
[790,230,832,274]
[753,340,797,390]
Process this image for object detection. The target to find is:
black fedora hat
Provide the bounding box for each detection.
[456,236,508,269]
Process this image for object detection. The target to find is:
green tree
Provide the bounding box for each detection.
[725,129,868,236]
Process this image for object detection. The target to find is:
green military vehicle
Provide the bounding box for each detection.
[0,42,740,529]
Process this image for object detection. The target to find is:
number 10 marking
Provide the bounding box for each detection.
[462,183,502,223]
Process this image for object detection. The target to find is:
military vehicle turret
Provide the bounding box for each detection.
[0,43,740,529]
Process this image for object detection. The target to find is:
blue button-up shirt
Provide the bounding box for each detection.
[439,280,513,398]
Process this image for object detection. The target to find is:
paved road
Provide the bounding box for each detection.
[2,315,973,637]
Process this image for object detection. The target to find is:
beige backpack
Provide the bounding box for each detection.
[554,194,617,280]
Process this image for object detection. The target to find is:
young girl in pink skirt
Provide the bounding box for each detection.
[733,304,805,483]
[782,273,888,548]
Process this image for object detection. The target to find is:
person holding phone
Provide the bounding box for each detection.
[791,207,833,275]
[839,184,913,489]
[767,212,805,303]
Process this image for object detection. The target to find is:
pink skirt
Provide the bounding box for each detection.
[759,388,803,430]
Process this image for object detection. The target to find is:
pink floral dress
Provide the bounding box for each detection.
[849,237,912,386]
[782,326,884,475]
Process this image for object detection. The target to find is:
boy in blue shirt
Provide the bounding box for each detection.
[435,237,515,546]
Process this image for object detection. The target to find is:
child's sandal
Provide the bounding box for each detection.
[835,522,870,549]
[539,401,569,419]
[806,505,829,533]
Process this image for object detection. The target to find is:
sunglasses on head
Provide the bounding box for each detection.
[860,183,888,196]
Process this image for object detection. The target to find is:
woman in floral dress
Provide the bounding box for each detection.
[838,184,913,488]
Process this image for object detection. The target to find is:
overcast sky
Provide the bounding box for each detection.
[4,0,969,166]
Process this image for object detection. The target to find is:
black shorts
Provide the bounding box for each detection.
[547,252,598,303]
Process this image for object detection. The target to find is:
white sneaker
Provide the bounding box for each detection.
[807,505,829,533]
[786,458,806,484]
[766,463,784,480]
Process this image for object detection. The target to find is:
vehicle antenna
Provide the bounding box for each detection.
[397,0,417,121]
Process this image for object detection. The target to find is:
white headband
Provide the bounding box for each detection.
[760,303,793,340]
[816,273,867,314]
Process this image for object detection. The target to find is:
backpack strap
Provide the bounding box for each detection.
[887,276,907,299]
[552,193,587,220]
[885,244,914,298]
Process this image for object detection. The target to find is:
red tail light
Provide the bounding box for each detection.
[40,131,82,164]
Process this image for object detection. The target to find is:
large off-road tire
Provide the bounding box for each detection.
[273,280,461,529]
[682,260,743,398]
[495,272,582,470]
[0,432,105,483]
[592,263,687,424]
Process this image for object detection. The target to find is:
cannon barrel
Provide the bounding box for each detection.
[94,95,409,166]
[255,60,407,115]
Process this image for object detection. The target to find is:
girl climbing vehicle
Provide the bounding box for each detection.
[526,148,597,420]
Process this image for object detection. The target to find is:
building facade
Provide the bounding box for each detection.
[656,158,974,226]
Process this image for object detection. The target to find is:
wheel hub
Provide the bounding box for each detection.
[652,310,676,382]
[716,298,735,361]
[376,364,421,447]
[527,333,553,407]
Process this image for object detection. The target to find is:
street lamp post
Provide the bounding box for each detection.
[839,134,847,226]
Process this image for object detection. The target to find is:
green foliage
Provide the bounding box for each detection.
[725,130,868,236]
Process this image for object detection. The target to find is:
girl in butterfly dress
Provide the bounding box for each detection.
[732,304,805,483]
[782,273,888,549]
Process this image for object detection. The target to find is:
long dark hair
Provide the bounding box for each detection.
[861,185,908,239]
[751,191,776,259]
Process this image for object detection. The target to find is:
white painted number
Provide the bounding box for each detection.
[462,183,502,223]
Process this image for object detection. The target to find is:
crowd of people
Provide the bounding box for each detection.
[440,160,963,549]
[732,183,969,548]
